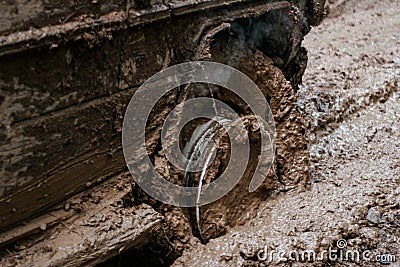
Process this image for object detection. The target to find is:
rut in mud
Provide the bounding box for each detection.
[173,0,400,266]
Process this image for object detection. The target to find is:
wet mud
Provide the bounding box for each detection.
[174,0,400,265]
[0,0,322,266]
[0,0,317,232]
[1,0,399,266]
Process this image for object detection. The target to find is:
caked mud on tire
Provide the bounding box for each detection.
[0,0,325,265]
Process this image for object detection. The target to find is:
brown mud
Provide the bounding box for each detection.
[0,0,317,232]
[0,0,399,266]
[174,0,400,265]
[1,0,322,266]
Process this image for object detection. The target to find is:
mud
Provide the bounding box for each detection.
[173,0,400,265]
[0,173,164,266]
[0,0,324,265]
[1,0,399,265]
[0,0,319,232]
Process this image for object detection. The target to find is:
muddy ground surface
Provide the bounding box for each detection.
[174,0,400,266]
[1,0,399,266]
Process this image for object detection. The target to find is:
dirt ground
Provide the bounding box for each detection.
[173,0,400,265]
